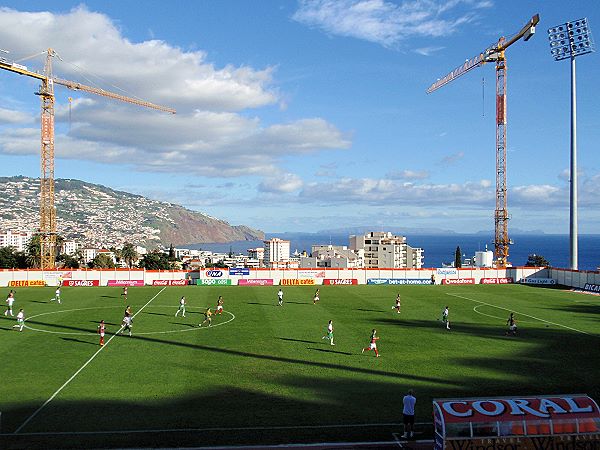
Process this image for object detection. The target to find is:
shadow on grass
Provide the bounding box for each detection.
[278,337,315,344]
[354,308,386,313]
[144,312,169,317]
[246,302,277,307]
[308,346,352,356]
[60,337,96,346]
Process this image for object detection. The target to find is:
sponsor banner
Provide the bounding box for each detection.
[437,268,458,276]
[446,436,600,450]
[520,278,557,285]
[197,279,232,286]
[229,268,250,276]
[64,280,100,287]
[323,279,358,285]
[151,280,187,286]
[281,279,315,286]
[298,270,326,279]
[442,278,475,285]
[205,270,224,278]
[583,283,600,293]
[480,277,514,284]
[9,280,45,287]
[43,271,72,286]
[107,280,145,287]
[367,278,432,285]
[238,279,274,286]
[434,395,600,424]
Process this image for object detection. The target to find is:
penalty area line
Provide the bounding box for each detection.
[447,293,594,336]
[13,286,167,434]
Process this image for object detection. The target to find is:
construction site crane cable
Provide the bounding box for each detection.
[0,47,176,269]
[426,14,539,268]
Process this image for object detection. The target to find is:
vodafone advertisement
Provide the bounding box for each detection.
[480,278,513,284]
[442,278,475,285]
[65,280,100,287]
[238,279,274,286]
[151,280,187,286]
[323,279,358,285]
[107,280,144,287]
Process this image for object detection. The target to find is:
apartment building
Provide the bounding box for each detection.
[263,238,290,268]
[0,230,34,252]
[349,231,424,269]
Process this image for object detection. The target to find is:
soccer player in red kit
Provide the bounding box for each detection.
[362,329,380,357]
[97,320,106,346]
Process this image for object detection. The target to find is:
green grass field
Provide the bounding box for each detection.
[0,284,599,448]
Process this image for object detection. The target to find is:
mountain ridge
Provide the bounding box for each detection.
[0,176,264,247]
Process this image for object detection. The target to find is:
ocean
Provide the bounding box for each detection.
[190,233,600,271]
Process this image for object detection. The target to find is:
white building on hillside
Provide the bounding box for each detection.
[0,230,34,252]
[349,231,424,269]
[301,244,364,268]
[263,238,290,268]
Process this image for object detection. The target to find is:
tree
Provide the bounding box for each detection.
[120,242,138,268]
[454,246,462,268]
[168,244,176,260]
[138,250,172,270]
[525,254,550,267]
[89,253,116,269]
[56,253,80,269]
[26,234,41,268]
[0,246,18,268]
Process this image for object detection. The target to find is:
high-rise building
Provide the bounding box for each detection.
[0,230,34,252]
[263,238,290,268]
[349,231,424,268]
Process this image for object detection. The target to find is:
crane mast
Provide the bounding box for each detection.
[0,48,175,269]
[427,14,539,268]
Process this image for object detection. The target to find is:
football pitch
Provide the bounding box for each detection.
[1,284,599,449]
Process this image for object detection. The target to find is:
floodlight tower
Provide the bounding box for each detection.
[548,18,595,270]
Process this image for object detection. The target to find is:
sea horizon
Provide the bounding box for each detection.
[189,232,600,271]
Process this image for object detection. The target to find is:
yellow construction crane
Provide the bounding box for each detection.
[427,15,539,268]
[0,48,175,269]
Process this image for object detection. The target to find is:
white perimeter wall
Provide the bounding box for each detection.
[0,267,551,287]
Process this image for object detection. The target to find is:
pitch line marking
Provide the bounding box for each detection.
[472,305,535,324]
[447,293,594,336]
[24,306,235,336]
[3,421,434,436]
[14,287,167,434]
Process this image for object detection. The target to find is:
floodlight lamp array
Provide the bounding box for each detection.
[548,18,594,61]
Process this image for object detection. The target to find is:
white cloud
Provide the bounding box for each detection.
[259,173,304,193]
[292,0,487,48]
[0,107,34,124]
[440,151,464,165]
[386,169,430,180]
[414,46,445,56]
[0,7,350,176]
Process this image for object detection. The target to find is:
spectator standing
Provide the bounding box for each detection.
[402,389,416,439]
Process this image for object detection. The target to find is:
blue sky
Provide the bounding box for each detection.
[0,0,598,234]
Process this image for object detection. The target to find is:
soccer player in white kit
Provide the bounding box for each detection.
[277,289,283,306]
[175,296,186,317]
[14,308,25,332]
[322,320,334,345]
[51,287,61,304]
[442,306,450,330]
[5,290,15,316]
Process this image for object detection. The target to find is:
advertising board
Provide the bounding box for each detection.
[197,279,232,286]
[442,278,475,285]
[520,278,557,285]
[107,280,145,287]
[9,280,45,287]
[323,279,358,285]
[367,278,432,285]
[229,268,250,276]
[298,270,326,279]
[64,280,100,287]
[238,279,273,286]
[280,279,315,286]
[437,268,458,276]
[205,270,225,278]
[151,280,187,286]
[583,283,600,293]
[480,278,514,284]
